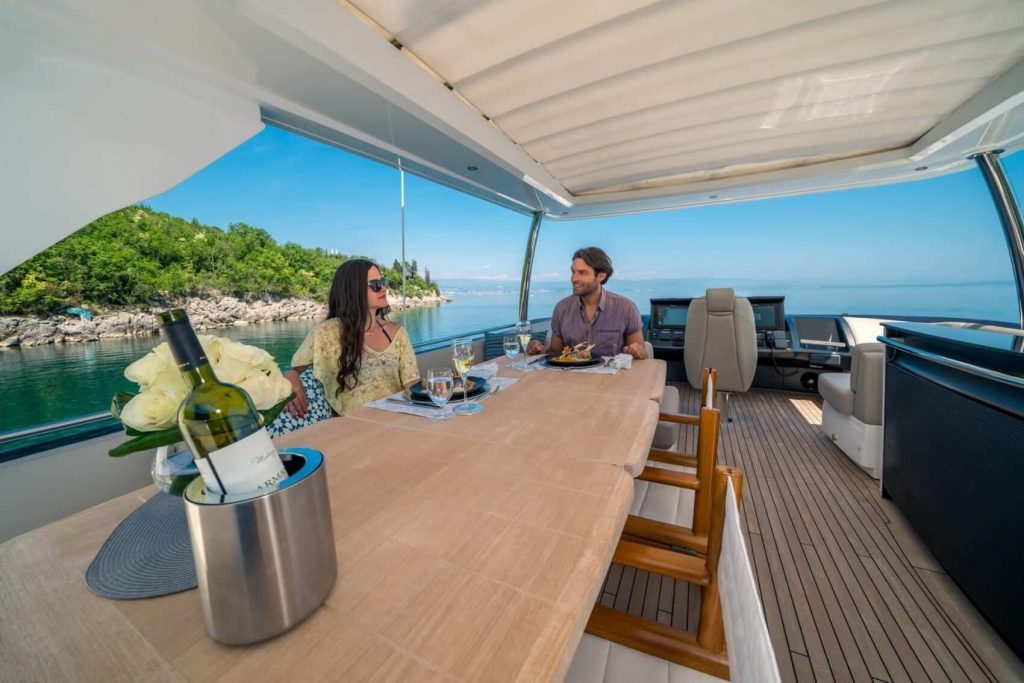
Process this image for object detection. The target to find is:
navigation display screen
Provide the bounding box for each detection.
[656,305,688,328]
[749,297,786,331]
[753,305,778,329]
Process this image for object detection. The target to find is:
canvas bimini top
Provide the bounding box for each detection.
[2,0,1024,271]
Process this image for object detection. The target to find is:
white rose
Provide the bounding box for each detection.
[214,339,275,384]
[236,371,292,410]
[197,335,222,366]
[120,387,183,431]
[124,343,176,387]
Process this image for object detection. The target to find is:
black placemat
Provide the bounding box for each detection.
[85,492,196,599]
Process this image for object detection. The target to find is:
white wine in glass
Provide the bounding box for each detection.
[516,320,532,354]
[451,338,482,415]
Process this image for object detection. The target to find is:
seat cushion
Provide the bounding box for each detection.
[818,371,854,416]
[631,461,696,527]
[653,385,681,450]
[566,634,721,682]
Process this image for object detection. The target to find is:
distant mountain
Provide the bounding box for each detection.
[0,206,438,315]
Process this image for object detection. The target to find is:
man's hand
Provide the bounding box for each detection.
[623,342,647,360]
[283,368,309,418]
[526,339,546,355]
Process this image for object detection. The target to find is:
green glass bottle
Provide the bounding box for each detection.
[157,309,286,495]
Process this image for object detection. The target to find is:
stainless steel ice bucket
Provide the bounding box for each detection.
[183,447,336,645]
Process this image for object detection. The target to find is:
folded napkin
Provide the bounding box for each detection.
[470,361,501,379]
[609,353,633,369]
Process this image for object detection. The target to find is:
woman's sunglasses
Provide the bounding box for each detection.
[367,278,390,293]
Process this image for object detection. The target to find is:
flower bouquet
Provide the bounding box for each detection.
[110,335,293,492]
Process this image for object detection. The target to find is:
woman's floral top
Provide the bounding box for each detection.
[291,319,419,416]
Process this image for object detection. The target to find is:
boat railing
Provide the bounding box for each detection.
[409,317,551,353]
[0,318,554,463]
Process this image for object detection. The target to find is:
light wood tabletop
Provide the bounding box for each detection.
[0,360,664,682]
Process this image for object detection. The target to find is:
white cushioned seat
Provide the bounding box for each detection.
[817,371,854,415]
[631,461,695,528]
[819,343,885,478]
[565,634,721,683]
[644,340,682,450]
[653,384,681,449]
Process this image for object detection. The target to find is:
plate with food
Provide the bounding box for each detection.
[407,375,488,404]
[542,343,603,368]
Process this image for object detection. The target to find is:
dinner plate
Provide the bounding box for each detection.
[407,375,487,404]
[542,353,603,368]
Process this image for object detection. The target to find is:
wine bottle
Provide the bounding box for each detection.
[157,309,287,495]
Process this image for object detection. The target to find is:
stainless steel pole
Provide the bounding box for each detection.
[399,160,407,315]
[973,150,1024,327]
[517,211,544,322]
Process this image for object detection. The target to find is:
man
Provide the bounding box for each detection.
[527,246,647,359]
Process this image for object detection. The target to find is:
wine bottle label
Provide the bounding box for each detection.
[194,429,287,495]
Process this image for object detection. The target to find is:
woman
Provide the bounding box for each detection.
[269,259,419,436]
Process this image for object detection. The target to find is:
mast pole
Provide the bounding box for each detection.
[399,159,406,316]
[517,211,544,322]
[973,150,1024,328]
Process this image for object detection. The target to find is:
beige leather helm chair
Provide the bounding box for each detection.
[684,289,756,418]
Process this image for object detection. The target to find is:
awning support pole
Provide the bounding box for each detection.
[973,150,1024,328]
[517,211,544,322]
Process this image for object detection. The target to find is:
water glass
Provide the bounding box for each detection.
[424,367,454,421]
[504,334,520,366]
[451,338,482,415]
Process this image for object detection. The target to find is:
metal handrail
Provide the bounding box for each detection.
[2,320,555,451]
[410,317,552,352]
[878,336,1024,389]
[0,411,116,446]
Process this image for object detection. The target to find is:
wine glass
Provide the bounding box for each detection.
[424,367,454,421]
[516,320,533,356]
[451,338,482,415]
[503,334,520,367]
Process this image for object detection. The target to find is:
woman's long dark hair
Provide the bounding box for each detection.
[327,259,390,395]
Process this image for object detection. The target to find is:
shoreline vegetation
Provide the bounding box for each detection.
[0,205,449,347]
[0,291,450,348]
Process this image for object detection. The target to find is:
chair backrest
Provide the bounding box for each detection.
[718,477,782,682]
[684,288,757,393]
[701,368,717,410]
[851,342,885,425]
[692,404,722,537]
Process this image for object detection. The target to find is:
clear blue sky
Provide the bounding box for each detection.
[147,124,1024,286]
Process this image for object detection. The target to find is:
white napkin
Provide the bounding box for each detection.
[610,353,633,369]
[470,361,501,379]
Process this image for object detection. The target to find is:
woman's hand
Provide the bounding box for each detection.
[526,339,546,355]
[283,368,309,418]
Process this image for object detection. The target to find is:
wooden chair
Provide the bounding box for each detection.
[650,367,717,466]
[626,369,720,554]
[566,466,780,682]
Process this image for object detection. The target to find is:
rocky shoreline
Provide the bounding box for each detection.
[0,293,450,347]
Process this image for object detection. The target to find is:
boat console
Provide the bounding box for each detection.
[648,296,852,391]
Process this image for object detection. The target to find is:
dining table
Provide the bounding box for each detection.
[0,357,667,682]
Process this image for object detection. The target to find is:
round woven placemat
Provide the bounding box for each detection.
[85,492,197,600]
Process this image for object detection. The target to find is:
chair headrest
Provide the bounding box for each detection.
[706,288,735,313]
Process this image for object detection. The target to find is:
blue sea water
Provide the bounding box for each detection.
[0,279,1016,434]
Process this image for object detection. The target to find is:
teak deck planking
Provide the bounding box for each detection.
[599,385,1024,683]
